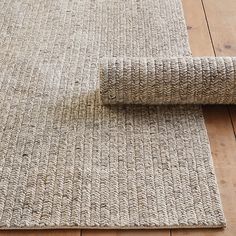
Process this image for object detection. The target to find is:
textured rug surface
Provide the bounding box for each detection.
[0,0,225,229]
[100,57,236,104]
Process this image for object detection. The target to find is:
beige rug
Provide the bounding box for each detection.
[0,0,225,229]
[100,57,236,104]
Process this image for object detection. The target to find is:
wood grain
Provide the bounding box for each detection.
[229,107,236,134]
[82,230,169,236]
[0,230,81,236]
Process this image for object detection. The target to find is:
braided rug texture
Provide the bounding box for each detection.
[100,57,236,104]
[0,0,225,229]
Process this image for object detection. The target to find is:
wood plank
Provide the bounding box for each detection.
[82,229,169,236]
[229,107,236,135]
[202,0,236,135]
[202,0,236,56]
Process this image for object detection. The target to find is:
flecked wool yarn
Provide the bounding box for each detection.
[0,0,225,229]
[100,57,236,104]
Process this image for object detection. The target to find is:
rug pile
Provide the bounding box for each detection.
[0,0,226,229]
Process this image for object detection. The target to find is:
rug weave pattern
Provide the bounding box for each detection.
[0,0,225,228]
[100,57,236,104]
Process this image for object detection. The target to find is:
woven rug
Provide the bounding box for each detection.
[100,57,236,104]
[0,0,225,229]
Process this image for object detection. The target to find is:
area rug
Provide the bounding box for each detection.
[0,0,226,229]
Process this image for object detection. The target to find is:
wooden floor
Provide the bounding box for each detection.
[1,0,236,235]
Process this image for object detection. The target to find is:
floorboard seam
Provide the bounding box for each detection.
[201,0,216,56]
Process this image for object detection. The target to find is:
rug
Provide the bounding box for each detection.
[100,57,236,104]
[0,0,226,229]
